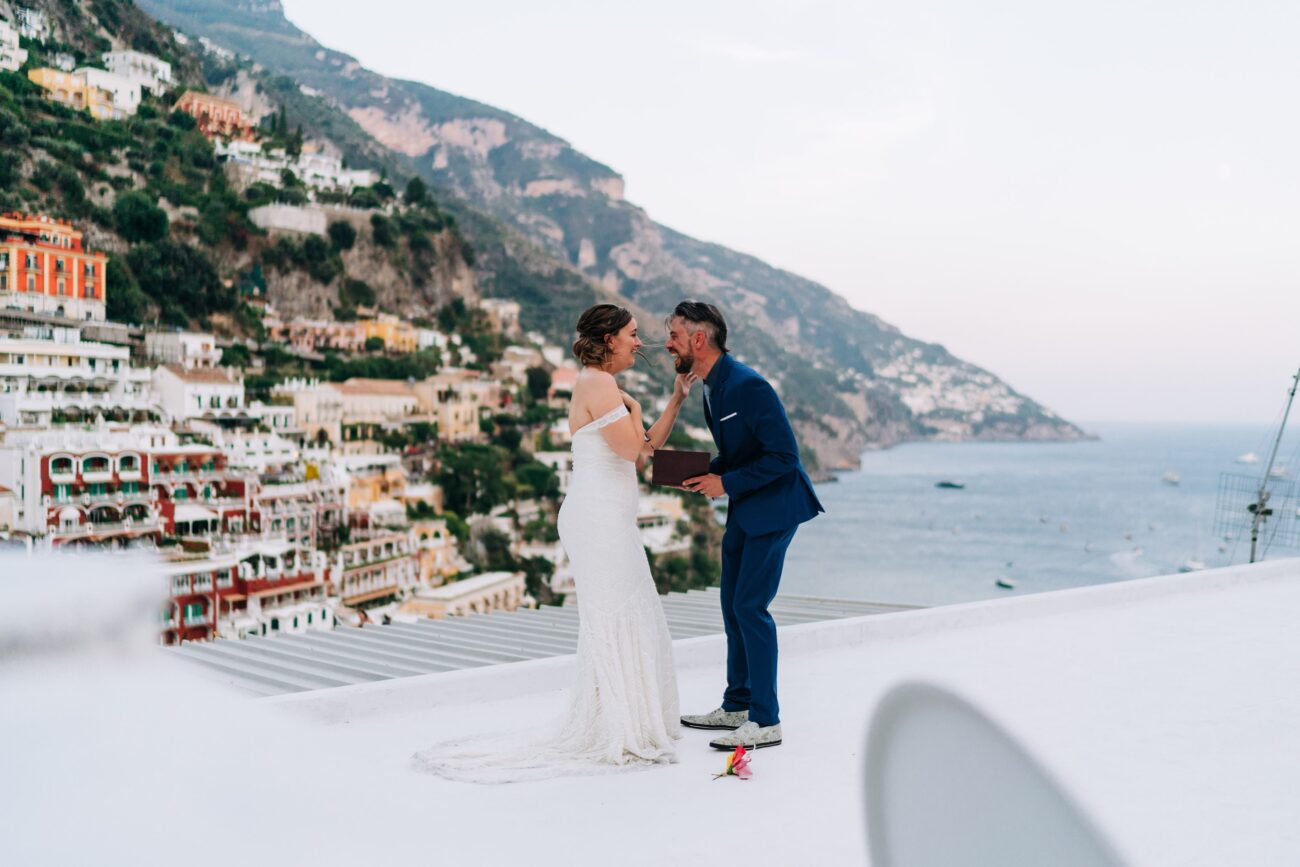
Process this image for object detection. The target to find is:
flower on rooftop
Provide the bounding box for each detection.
[713,744,752,781]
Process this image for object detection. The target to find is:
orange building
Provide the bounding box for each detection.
[0,213,108,321]
[174,90,255,140]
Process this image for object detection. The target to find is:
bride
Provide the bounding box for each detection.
[414,304,695,783]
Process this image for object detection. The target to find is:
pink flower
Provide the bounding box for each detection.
[713,744,752,781]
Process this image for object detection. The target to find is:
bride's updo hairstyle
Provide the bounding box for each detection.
[573,304,633,368]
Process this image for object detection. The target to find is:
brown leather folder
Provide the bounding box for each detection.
[651,449,711,487]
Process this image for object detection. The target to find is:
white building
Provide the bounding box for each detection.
[213,430,299,472]
[273,378,344,444]
[101,50,172,94]
[144,331,222,369]
[296,149,376,191]
[245,400,297,436]
[0,20,27,73]
[328,378,420,426]
[479,298,522,338]
[400,570,525,619]
[533,451,574,494]
[0,424,182,544]
[151,364,245,423]
[14,7,47,41]
[0,327,156,427]
[637,493,690,556]
[215,139,376,193]
[75,67,141,117]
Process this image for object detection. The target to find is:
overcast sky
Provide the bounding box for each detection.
[284,0,1298,424]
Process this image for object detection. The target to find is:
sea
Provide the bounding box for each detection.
[781,422,1300,607]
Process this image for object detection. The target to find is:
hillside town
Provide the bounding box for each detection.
[0,6,725,647]
[0,206,707,643]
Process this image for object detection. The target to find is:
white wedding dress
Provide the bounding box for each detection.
[413,405,681,783]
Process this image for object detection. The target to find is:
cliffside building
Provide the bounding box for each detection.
[0,213,108,320]
[175,90,255,140]
[0,20,27,72]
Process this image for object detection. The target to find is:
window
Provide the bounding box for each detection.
[57,279,65,295]
[54,484,71,502]
[56,259,64,273]
[26,276,34,291]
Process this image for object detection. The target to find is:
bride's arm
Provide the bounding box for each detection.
[643,373,697,449]
[587,373,650,463]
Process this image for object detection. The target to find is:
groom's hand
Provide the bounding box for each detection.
[683,473,725,498]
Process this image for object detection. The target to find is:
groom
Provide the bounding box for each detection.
[666,301,824,750]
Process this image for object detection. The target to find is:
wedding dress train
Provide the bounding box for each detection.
[413,405,681,783]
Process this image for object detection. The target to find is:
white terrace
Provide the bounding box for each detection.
[3,556,1300,866]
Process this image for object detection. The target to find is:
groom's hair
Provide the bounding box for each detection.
[670,301,729,354]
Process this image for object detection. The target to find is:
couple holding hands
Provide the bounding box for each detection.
[416,301,823,783]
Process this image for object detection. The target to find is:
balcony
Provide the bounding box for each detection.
[49,468,76,484]
[82,470,113,484]
[183,612,210,627]
[53,515,161,538]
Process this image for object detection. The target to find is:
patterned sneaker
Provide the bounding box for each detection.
[680,707,749,731]
[709,721,782,750]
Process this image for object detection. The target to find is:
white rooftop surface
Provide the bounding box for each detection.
[4,556,1300,866]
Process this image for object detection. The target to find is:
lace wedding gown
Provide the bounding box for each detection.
[413,405,681,783]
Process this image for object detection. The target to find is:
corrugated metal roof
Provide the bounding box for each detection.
[168,588,918,697]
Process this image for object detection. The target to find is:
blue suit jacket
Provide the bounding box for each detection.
[704,354,824,536]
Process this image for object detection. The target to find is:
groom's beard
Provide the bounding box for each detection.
[672,350,693,375]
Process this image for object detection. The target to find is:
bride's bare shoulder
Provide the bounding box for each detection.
[573,368,616,395]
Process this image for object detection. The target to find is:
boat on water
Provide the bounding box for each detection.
[1161,471,1181,485]
[1236,452,1261,464]
[1269,465,1289,479]
[1178,560,1207,573]
[995,577,1016,589]
[935,480,965,490]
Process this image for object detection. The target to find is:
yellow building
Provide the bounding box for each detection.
[336,454,408,510]
[358,312,418,353]
[27,68,122,120]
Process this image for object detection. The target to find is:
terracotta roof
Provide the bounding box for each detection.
[161,364,238,385]
[330,378,416,397]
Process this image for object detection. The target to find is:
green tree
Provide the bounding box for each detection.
[105,258,148,324]
[525,366,551,403]
[125,241,227,326]
[221,343,252,368]
[438,444,510,515]
[515,461,559,499]
[370,213,394,247]
[476,527,515,572]
[113,191,169,243]
[364,336,385,352]
[404,176,430,207]
[328,220,356,251]
[518,555,554,600]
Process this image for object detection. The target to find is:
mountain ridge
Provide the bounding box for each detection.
[137,0,1089,468]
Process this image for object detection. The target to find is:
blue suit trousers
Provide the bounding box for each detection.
[718,521,799,727]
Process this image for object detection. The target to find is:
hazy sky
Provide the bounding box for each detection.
[283,0,1298,424]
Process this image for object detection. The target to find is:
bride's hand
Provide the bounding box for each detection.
[672,372,698,401]
[620,390,641,414]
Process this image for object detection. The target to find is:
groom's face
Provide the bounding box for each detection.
[665,317,695,375]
